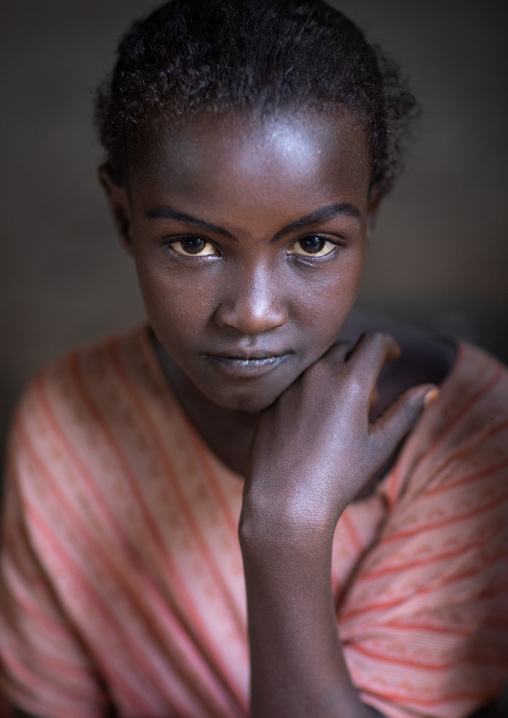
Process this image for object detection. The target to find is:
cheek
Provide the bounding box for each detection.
[135,260,213,339]
[304,253,364,311]
[301,257,364,340]
[334,246,366,299]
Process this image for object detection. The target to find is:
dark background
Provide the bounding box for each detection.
[1,0,508,455]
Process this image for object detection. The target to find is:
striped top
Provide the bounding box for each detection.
[1,325,508,718]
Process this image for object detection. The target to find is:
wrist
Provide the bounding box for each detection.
[239,499,335,559]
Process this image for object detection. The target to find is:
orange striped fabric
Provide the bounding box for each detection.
[1,325,507,718]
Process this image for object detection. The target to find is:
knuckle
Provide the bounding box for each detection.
[347,372,364,397]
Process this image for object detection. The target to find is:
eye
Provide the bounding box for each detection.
[291,235,338,258]
[170,237,219,257]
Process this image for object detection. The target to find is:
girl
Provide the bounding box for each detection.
[1,1,508,717]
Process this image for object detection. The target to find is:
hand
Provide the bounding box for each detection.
[243,332,437,537]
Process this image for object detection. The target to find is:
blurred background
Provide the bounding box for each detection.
[1,0,508,458]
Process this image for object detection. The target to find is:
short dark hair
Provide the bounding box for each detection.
[95,0,418,192]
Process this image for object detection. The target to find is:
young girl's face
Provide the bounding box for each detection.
[111,111,377,412]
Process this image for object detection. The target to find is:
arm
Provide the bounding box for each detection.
[239,333,436,718]
[240,515,382,718]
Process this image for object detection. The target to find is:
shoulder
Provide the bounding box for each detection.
[419,340,508,457]
[12,324,151,430]
[414,339,507,452]
[2,324,174,578]
[6,324,159,492]
[386,338,508,508]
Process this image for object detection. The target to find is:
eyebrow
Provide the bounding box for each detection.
[272,203,361,242]
[145,202,361,241]
[145,207,236,239]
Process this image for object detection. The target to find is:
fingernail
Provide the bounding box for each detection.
[424,388,440,408]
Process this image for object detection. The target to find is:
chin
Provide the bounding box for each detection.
[201,383,284,414]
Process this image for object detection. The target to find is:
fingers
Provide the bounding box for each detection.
[369,383,438,460]
[344,331,401,399]
[323,339,355,361]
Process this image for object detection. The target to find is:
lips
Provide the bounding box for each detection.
[202,351,293,376]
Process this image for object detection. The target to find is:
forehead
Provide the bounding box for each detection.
[129,112,372,216]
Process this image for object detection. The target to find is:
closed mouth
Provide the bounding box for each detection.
[202,352,292,374]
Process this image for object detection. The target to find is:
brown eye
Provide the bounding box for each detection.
[171,238,218,257]
[292,236,337,257]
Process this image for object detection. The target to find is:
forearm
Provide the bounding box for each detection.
[239,333,432,717]
[239,510,377,718]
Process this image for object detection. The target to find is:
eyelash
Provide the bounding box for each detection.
[163,234,344,261]
[288,235,344,261]
[166,236,220,258]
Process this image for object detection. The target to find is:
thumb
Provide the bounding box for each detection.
[369,384,439,458]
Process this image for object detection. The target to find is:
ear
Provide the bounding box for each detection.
[98,165,134,254]
[365,184,384,243]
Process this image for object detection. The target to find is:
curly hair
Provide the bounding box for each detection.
[95,0,419,192]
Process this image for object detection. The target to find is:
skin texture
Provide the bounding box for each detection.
[96,111,440,718]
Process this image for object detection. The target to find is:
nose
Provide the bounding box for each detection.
[214,263,288,335]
